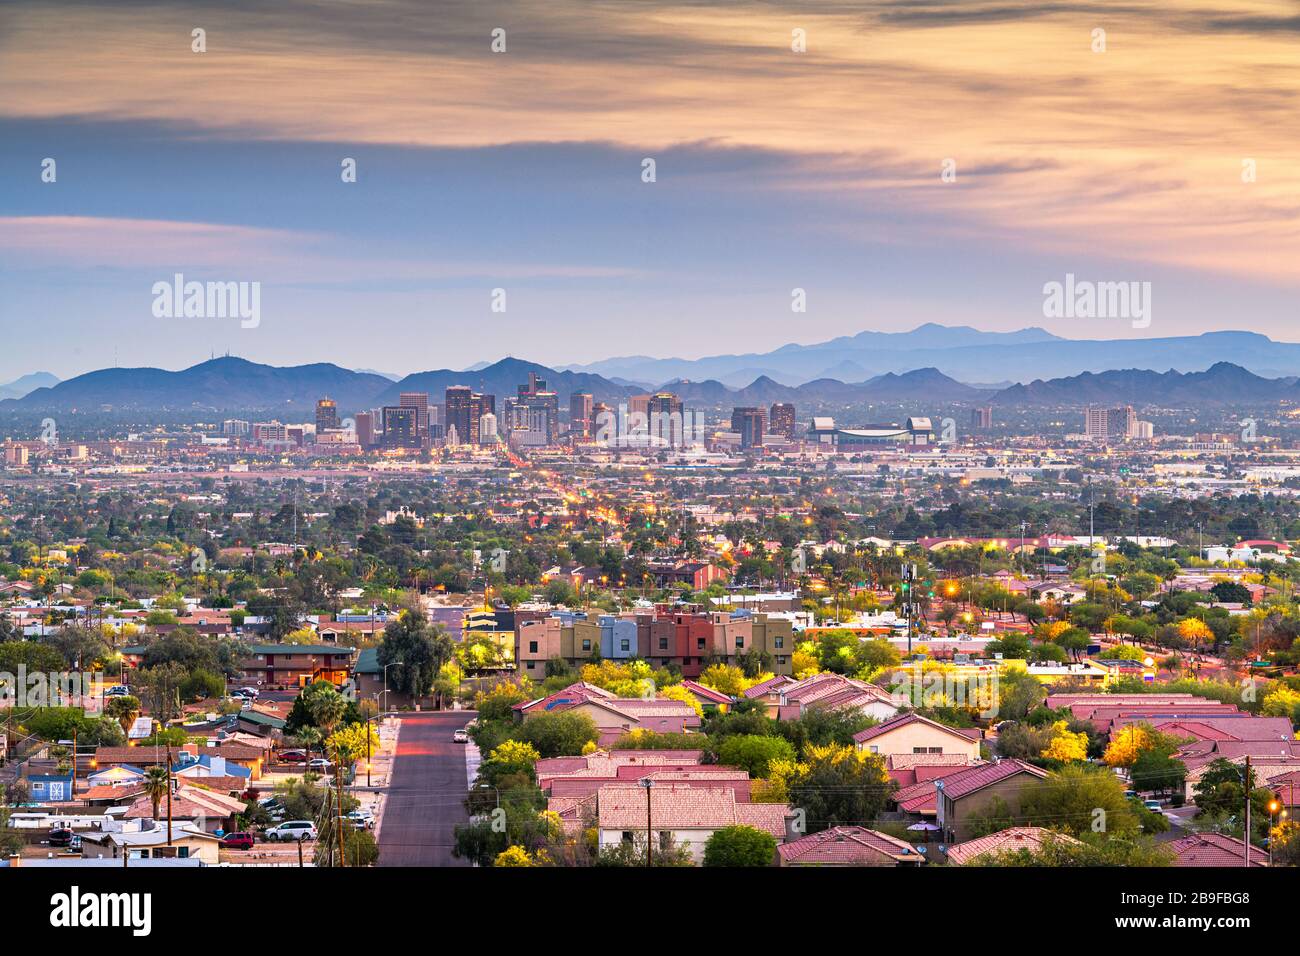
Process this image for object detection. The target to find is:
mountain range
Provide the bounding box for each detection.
[3,354,1297,416]
[560,325,1300,387]
[0,372,59,401]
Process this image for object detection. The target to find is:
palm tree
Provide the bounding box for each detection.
[142,766,170,821]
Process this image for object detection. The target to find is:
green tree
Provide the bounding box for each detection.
[715,734,796,779]
[703,824,777,867]
[513,711,600,758]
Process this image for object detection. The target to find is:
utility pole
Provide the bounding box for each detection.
[640,777,654,867]
[1243,755,1252,868]
[165,745,174,847]
[335,759,347,867]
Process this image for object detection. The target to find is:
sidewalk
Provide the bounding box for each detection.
[360,715,402,841]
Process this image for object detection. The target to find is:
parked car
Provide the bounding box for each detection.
[452,729,470,744]
[279,749,308,763]
[265,821,317,842]
[104,685,131,697]
[48,828,74,847]
[1143,799,1164,812]
[233,687,259,699]
[344,809,374,830]
[219,831,256,850]
[307,758,333,771]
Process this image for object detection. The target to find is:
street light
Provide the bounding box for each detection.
[382,661,403,715]
[1268,799,1282,865]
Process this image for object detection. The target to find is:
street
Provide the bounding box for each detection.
[377,711,476,867]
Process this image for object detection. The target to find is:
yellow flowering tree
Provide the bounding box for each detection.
[1040,721,1089,762]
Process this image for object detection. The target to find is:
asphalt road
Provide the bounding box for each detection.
[377,711,475,867]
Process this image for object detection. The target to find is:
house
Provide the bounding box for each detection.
[935,760,1050,843]
[238,643,355,689]
[677,680,732,712]
[79,822,222,864]
[944,826,1082,865]
[236,708,288,739]
[123,783,246,834]
[516,682,701,746]
[171,753,252,792]
[772,672,902,723]
[25,772,74,804]
[777,826,924,867]
[853,713,982,761]
[93,742,268,781]
[594,783,792,863]
[1169,832,1268,867]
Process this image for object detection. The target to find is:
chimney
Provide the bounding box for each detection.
[7,853,18,868]
[783,812,802,844]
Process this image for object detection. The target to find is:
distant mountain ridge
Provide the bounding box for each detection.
[562,325,1300,386]
[4,353,1297,416]
[0,371,59,400]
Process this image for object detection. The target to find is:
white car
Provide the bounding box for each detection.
[452,729,470,744]
[344,809,374,829]
[265,820,317,842]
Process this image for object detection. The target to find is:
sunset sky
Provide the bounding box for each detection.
[2,0,1300,380]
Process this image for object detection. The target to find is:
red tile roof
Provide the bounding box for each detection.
[777,826,921,866]
[945,826,1081,865]
[853,712,980,746]
[935,759,1047,800]
[1170,832,1268,867]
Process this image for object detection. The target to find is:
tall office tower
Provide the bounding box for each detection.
[355,411,375,449]
[647,391,685,446]
[769,402,796,440]
[479,411,498,443]
[591,402,612,442]
[970,406,993,429]
[731,407,765,449]
[252,421,288,444]
[445,386,474,446]
[399,391,430,444]
[510,373,558,444]
[315,397,339,433]
[569,392,594,439]
[381,405,420,447]
[222,419,251,437]
[1085,405,1136,440]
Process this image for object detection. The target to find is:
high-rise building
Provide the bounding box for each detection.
[355,411,375,449]
[506,373,559,445]
[381,405,420,447]
[769,403,796,440]
[479,412,498,443]
[399,391,430,445]
[252,421,288,444]
[731,407,765,449]
[222,419,250,436]
[445,386,495,445]
[647,392,685,446]
[971,406,993,429]
[445,386,475,445]
[1085,405,1136,440]
[569,392,594,439]
[315,397,339,433]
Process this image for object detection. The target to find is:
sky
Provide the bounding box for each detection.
[2,0,1300,381]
